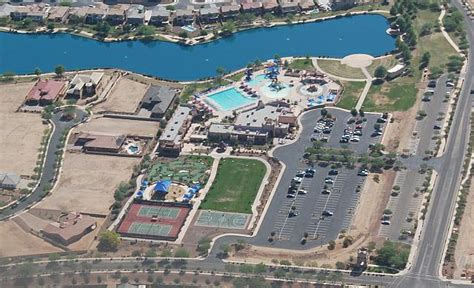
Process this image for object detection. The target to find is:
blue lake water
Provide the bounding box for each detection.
[0,14,395,81]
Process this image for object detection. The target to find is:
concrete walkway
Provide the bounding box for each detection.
[355,67,374,110]
[439,7,462,53]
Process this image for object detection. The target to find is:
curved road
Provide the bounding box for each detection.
[0,108,87,220]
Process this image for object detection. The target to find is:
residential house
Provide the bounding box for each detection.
[11,5,47,22]
[105,6,126,25]
[262,0,279,14]
[140,85,177,119]
[85,7,106,24]
[331,0,357,10]
[279,1,300,14]
[299,0,316,11]
[158,106,191,156]
[0,4,15,19]
[149,7,170,26]
[25,80,66,106]
[199,7,220,24]
[42,212,97,245]
[68,7,88,19]
[126,5,145,25]
[0,172,20,190]
[174,9,194,26]
[47,6,70,23]
[71,131,126,153]
[66,72,104,98]
[241,1,262,14]
[220,5,240,20]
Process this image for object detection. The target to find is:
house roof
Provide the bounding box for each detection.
[26,80,66,101]
[42,212,97,243]
[262,0,279,9]
[151,7,170,18]
[142,85,177,116]
[76,132,126,150]
[67,72,103,94]
[241,2,262,9]
[47,6,69,20]
[0,172,20,186]
[200,7,219,15]
[126,5,145,19]
[175,9,194,17]
[221,5,240,13]
[0,4,15,17]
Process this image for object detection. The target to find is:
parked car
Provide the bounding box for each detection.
[322,210,334,216]
[377,117,387,123]
[287,194,296,198]
[428,79,437,88]
[354,130,362,136]
[446,81,454,87]
[328,169,339,175]
[358,169,369,176]
[325,177,334,184]
[321,189,331,194]
[381,220,391,225]
[298,189,308,195]
[292,177,303,184]
[434,125,442,130]
[350,137,360,142]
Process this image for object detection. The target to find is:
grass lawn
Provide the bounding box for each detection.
[363,77,417,112]
[364,9,459,112]
[180,79,230,104]
[147,156,214,186]
[288,58,315,71]
[317,59,365,79]
[337,81,366,110]
[200,158,266,213]
[367,55,400,77]
[227,71,246,82]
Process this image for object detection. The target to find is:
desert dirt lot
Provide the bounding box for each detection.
[37,152,139,215]
[454,176,474,278]
[0,220,61,257]
[93,77,148,114]
[77,116,159,138]
[0,81,47,176]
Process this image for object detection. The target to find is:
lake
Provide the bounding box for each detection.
[0,14,395,81]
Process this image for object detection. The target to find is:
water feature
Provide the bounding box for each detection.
[205,87,255,111]
[0,14,395,81]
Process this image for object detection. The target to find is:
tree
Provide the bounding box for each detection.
[374,66,387,79]
[34,67,42,78]
[262,12,274,23]
[178,31,188,38]
[137,25,155,37]
[389,5,398,16]
[221,21,236,35]
[420,23,432,36]
[350,108,358,117]
[216,67,226,78]
[335,261,346,270]
[47,22,55,30]
[98,231,120,251]
[420,51,431,69]
[374,241,409,270]
[54,65,65,77]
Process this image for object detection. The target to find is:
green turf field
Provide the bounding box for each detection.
[147,156,213,185]
[200,158,266,213]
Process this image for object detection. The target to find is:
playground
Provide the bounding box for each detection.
[147,156,213,186]
[117,203,190,240]
[195,210,250,229]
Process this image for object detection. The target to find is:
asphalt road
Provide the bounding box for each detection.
[0,108,87,221]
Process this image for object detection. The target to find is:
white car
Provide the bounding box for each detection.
[298,189,308,194]
[381,220,391,225]
[358,169,369,176]
[324,178,334,184]
[292,177,303,184]
[287,194,296,198]
[350,136,360,142]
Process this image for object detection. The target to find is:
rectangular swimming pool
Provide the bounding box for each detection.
[206,87,255,111]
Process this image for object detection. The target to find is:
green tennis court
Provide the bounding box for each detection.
[195,210,250,229]
[138,206,180,219]
[128,222,172,236]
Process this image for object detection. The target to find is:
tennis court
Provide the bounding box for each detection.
[128,222,172,237]
[138,206,180,219]
[117,203,191,240]
[195,210,250,229]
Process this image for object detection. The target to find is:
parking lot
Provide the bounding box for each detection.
[378,74,452,242]
[252,108,385,249]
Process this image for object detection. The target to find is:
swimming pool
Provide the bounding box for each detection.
[206,88,256,111]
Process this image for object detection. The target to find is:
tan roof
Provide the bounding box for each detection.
[42,212,96,243]
[76,132,125,150]
[262,0,279,9]
[48,6,69,20]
